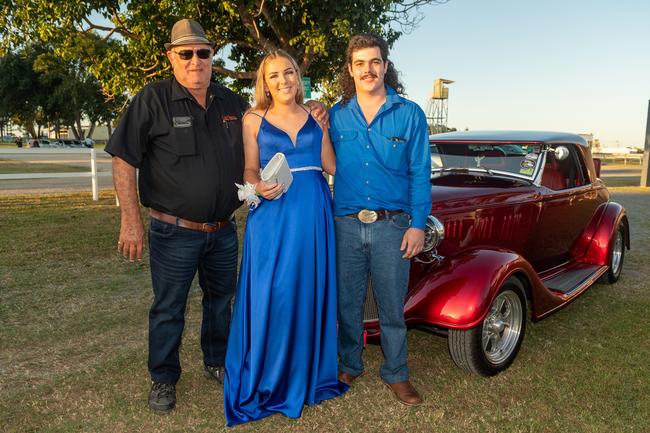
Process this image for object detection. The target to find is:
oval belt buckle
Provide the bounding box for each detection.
[357,209,378,224]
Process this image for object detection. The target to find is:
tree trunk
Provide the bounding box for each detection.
[106,119,112,137]
[75,114,83,139]
[25,123,36,139]
[70,123,80,140]
[87,122,96,138]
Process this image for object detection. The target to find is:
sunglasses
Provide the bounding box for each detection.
[173,48,212,60]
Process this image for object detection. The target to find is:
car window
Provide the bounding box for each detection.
[430,141,542,180]
[541,144,587,190]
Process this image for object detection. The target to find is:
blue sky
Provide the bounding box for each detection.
[389,0,650,147]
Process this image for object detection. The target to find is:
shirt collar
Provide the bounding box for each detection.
[170,77,225,102]
[350,84,402,111]
[382,85,403,110]
[349,85,402,125]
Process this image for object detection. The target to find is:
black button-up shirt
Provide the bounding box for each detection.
[106,78,247,222]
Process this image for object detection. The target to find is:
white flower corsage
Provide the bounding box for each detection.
[235,182,261,208]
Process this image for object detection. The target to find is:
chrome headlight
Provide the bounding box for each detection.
[422,215,444,252]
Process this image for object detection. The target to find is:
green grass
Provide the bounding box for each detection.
[0,159,89,174]
[1,190,649,432]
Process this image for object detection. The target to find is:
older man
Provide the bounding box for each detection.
[106,19,247,413]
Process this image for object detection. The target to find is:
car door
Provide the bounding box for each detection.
[527,143,600,271]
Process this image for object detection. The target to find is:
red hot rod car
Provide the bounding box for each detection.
[362,131,629,376]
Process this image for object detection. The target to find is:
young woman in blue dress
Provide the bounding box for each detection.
[223,50,347,427]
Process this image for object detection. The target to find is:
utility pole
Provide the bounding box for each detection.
[641,100,650,187]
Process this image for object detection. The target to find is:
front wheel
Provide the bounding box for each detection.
[448,277,527,376]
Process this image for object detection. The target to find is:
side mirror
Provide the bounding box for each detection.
[554,145,570,161]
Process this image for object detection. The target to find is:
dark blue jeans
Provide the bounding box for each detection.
[335,213,411,384]
[148,217,238,384]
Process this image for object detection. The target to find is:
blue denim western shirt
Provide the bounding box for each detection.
[329,86,432,229]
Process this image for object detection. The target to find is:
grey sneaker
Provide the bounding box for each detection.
[148,382,176,413]
[204,365,225,384]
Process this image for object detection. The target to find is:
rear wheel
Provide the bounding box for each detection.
[448,277,526,376]
[602,223,625,284]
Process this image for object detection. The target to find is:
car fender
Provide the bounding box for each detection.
[404,248,536,330]
[580,201,629,266]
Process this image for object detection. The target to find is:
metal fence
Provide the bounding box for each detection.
[0,148,110,200]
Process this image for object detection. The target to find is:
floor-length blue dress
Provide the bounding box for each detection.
[224,112,347,426]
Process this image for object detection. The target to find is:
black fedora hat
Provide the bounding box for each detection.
[165,19,214,50]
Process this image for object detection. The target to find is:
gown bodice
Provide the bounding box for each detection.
[257,114,323,169]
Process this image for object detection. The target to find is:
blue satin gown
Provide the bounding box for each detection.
[224,113,348,426]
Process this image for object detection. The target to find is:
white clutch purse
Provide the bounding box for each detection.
[260,152,293,199]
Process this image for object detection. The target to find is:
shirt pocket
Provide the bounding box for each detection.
[223,117,243,149]
[332,130,358,144]
[379,135,408,171]
[171,126,197,156]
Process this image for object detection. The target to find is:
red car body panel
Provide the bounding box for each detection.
[363,131,628,338]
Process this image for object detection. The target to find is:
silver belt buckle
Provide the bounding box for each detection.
[357,209,378,223]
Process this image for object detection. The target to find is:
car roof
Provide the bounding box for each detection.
[430,130,588,147]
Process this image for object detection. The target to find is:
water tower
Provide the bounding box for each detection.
[426,78,454,134]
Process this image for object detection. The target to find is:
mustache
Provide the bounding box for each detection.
[361,73,378,80]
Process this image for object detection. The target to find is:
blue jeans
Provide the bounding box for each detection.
[148,217,238,384]
[335,213,411,384]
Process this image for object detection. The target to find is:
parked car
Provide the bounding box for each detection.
[362,131,629,376]
[61,139,83,148]
[28,138,52,148]
[49,139,65,148]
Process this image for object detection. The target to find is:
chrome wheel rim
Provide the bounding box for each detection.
[481,290,523,365]
[611,229,623,276]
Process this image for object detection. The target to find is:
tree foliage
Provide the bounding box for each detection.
[0,42,125,138]
[0,0,448,98]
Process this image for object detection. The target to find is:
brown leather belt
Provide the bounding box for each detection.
[150,209,230,233]
[346,209,403,224]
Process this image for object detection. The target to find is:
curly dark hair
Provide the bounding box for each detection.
[338,33,404,104]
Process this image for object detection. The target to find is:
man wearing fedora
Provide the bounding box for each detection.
[106,19,247,413]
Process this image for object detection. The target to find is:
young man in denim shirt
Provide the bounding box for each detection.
[329,34,431,406]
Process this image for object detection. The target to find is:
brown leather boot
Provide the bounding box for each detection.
[338,370,364,385]
[384,380,423,406]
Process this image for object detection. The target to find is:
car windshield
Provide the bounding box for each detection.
[430,141,543,181]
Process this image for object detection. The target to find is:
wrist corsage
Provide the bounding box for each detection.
[235,182,261,208]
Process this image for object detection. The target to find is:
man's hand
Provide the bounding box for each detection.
[305,100,330,128]
[118,217,145,262]
[400,228,425,259]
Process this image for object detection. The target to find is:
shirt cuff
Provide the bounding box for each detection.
[411,214,427,230]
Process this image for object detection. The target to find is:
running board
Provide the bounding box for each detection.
[543,263,608,298]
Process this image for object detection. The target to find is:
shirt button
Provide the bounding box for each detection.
[364,162,369,166]
[367,196,371,200]
[366,145,370,149]
[365,180,370,184]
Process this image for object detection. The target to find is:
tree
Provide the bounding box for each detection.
[0,49,47,138]
[0,42,126,138]
[0,0,448,98]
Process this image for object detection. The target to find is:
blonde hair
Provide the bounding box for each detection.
[253,50,304,110]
